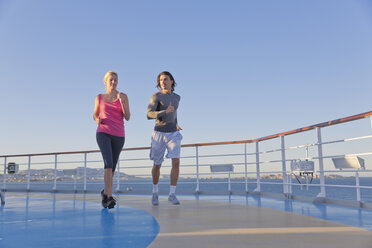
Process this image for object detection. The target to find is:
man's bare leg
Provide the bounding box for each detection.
[152,164,161,205]
[170,158,180,186]
[168,158,180,205]
[152,164,161,185]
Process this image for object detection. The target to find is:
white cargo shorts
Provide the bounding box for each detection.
[150,131,183,165]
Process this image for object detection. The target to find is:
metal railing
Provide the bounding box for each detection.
[1,111,372,207]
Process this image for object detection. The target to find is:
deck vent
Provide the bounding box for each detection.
[210,164,234,193]
[332,156,365,170]
[210,164,234,173]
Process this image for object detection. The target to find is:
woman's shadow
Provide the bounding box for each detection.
[100,208,116,246]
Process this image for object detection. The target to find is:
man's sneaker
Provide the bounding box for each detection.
[107,196,116,209]
[101,189,108,208]
[152,193,159,206]
[168,194,180,205]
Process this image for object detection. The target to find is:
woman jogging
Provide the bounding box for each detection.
[93,71,130,209]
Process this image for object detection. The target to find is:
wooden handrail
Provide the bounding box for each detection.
[1,110,372,158]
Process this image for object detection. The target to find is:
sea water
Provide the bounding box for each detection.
[3,177,372,202]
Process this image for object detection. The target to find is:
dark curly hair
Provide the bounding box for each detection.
[156,71,177,92]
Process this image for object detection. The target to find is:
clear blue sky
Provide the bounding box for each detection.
[1,0,372,156]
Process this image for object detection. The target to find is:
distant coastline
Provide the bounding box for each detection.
[0,168,356,183]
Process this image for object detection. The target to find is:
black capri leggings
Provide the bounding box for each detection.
[96,132,125,172]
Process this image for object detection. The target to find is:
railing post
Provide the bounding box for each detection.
[356,171,361,202]
[195,146,200,193]
[116,158,120,192]
[0,188,4,204]
[53,154,57,191]
[73,175,77,192]
[84,153,87,192]
[254,142,261,193]
[281,136,288,196]
[228,172,231,194]
[27,156,31,191]
[2,157,7,190]
[316,127,326,198]
[244,143,248,193]
[287,173,292,195]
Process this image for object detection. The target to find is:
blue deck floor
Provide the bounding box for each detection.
[1,193,372,247]
[0,197,159,248]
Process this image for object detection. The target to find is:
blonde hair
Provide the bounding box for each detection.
[103,71,118,82]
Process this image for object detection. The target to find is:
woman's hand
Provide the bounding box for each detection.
[117,92,123,103]
[93,95,101,125]
[95,117,101,125]
[117,92,126,107]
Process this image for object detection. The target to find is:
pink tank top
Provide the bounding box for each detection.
[96,94,125,137]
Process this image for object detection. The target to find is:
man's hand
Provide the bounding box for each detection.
[166,101,175,114]
[177,124,182,131]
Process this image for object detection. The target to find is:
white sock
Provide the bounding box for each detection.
[153,184,159,193]
[169,185,176,195]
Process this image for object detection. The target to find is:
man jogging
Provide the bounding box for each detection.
[147,71,182,205]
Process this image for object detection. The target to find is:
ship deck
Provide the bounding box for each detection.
[1,192,372,248]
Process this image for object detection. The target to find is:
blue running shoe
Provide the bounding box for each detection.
[152,193,159,206]
[107,196,116,209]
[168,194,180,205]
